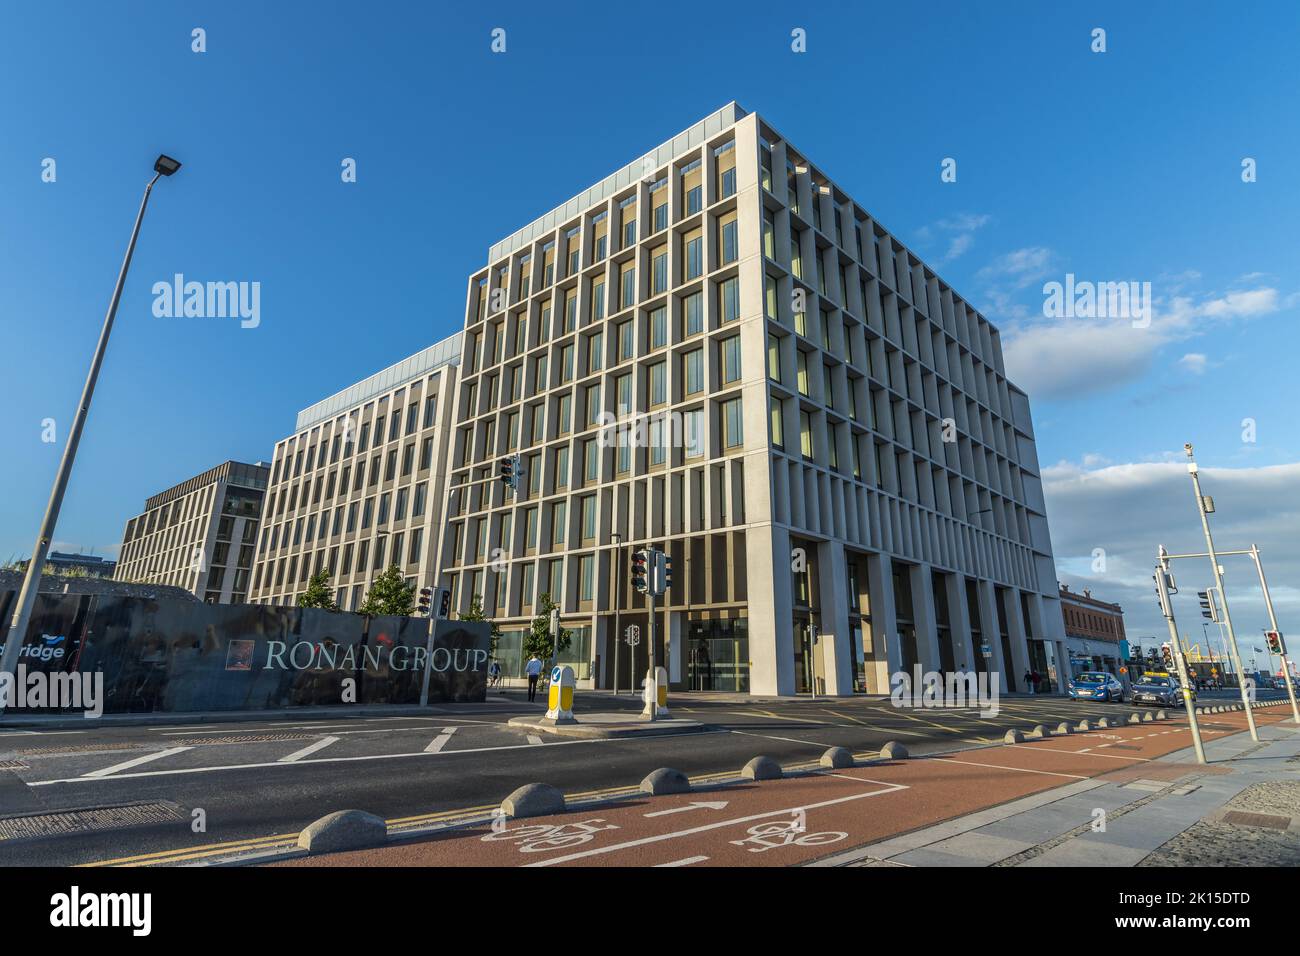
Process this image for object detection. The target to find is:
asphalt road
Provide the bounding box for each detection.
[0,688,1287,866]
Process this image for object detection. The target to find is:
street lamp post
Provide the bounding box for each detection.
[0,156,181,716]
[1183,444,1258,741]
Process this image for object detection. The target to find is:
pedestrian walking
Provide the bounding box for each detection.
[525,654,543,702]
[488,658,502,688]
[1023,669,1033,694]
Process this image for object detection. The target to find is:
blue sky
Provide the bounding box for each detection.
[2,1,1297,649]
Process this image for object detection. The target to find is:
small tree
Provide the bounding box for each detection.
[297,569,340,611]
[523,591,571,662]
[358,564,416,617]
[459,592,502,657]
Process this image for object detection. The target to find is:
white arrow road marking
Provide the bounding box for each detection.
[278,736,339,763]
[83,746,193,778]
[527,735,544,746]
[656,856,709,867]
[424,728,458,753]
[644,801,729,818]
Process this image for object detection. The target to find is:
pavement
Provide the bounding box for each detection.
[264,700,1299,869]
[0,688,1289,866]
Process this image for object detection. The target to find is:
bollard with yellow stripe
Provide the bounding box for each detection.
[545,664,576,724]
[642,665,670,718]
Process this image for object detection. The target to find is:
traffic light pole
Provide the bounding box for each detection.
[642,586,657,721]
[1155,564,1207,765]
[1181,447,1259,741]
[1249,544,1299,723]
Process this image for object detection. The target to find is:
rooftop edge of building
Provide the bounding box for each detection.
[294,331,463,433]
[143,460,270,511]
[487,101,748,263]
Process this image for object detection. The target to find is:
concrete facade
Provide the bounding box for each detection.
[1059,583,1126,679]
[247,336,461,610]
[115,460,269,603]
[442,103,1068,696]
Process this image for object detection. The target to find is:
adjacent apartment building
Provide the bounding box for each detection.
[247,336,461,611]
[1058,583,1126,679]
[439,102,1068,696]
[115,460,269,603]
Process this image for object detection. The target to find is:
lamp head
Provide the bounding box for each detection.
[154,155,182,176]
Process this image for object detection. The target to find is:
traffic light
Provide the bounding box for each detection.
[499,456,516,489]
[1160,642,1174,670]
[1197,589,1220,622]
[1265,631,1285,655]
[418,587,433,615]
[437,588,452,619]
[658,552,673,595]
[631,549,650,594]
[1153,570,1176,618]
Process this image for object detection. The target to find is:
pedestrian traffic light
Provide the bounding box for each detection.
[631,549,650,594]
[1197,589,1220,622]
[1265,631,1285,655]
[418,587,432,615]
[1160,642,1175,670]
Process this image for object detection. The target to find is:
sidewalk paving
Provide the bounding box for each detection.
[813,710,1300,867]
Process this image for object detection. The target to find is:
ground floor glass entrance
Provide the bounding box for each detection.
[686,618,749,692]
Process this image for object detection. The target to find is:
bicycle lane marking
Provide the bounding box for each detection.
[521,776,910,867]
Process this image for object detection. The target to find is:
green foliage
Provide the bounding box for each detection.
[358,564,416,617]
[522,591,571,661]
[297,569,340,611]
[459,592,502,656]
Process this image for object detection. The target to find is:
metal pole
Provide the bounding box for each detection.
[642,547,658,720]
[1155,563,1206,764]
[0,171,163,715]
[611,534,621,697]
[1249,545,1299,723]
[1184,446,1258,741]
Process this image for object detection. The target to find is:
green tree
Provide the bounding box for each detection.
[459,592,502,657]
[358,564,416,617]
[522,591,571,662]
[296,569,340,611]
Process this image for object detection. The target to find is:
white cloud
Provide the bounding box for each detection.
[997,280,1287,400]
[918,212,992,265]
[1043,458,1300,665]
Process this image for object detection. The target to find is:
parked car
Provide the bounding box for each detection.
[1131,673,1195,707]
[1068,671,1125,702]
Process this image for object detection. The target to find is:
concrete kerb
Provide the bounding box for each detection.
[641,767,691,795]
[297,810,387,854]
[878,741,909,761]
[502,782,566,818]
[1004,728,1025,743]
[1031,723,1050,738]
[820,746,855,769]
[743,755,783,780]
[1056,722,1074,735]
[1141,712,1155,722]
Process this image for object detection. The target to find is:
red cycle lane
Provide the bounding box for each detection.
[271,706,1292,868]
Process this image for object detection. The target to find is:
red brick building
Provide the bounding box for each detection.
[1058,583,1126,679]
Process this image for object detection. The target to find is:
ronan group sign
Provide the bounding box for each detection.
[0,592,490,715]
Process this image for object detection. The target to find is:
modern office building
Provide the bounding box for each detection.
[248,335,461,610]
[441,102,1068,697]
[115,460,269,603]
[1059,583,1126,679]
